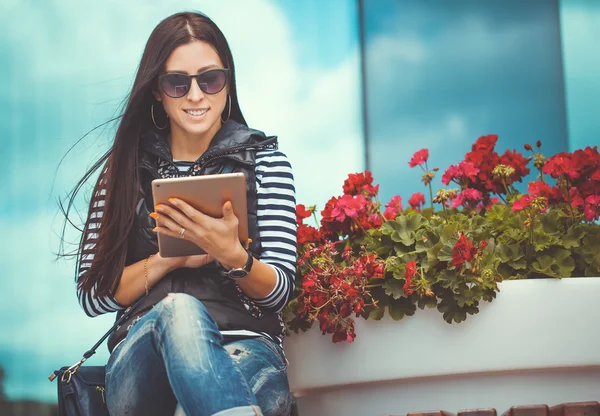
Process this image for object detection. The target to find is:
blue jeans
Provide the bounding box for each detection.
[105,293,291,416]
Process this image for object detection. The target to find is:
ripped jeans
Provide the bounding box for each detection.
[105,293,291,416]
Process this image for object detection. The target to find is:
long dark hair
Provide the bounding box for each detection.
[62,12,246,297]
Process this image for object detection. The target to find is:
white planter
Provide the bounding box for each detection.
[283,278,600,416]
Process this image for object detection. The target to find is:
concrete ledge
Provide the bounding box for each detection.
[283,278,600,415]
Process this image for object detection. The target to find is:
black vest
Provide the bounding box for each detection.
[107,121,284,352]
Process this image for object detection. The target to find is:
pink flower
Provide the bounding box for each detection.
[382,195,403,220]
[451,188,483,208]
[386,195,403,210]
[331,194,368,222]
[409,149,429,168]
[408,192,426,210]
[442,161,480,185]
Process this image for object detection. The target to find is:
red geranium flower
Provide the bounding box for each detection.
[584,195,600,221]
[512,195,533,212]
[542,153,578,180]
[343,171,379,197]
[499,149,531,184]
[403,260,417,295]
[451,234,477,269]
[408,192,426,210]
[297,224,321,245]
[409,149,429,168]
[471,134,498,153]
[296,204,312,224]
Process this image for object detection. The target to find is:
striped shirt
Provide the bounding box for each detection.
[77,151,297,341]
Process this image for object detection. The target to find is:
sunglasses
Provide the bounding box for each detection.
[158,68,230,98]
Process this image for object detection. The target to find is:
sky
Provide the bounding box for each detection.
[0,0,598,404]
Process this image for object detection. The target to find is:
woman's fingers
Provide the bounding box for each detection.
[151,210,185,235]
[221,201,239,226]
[167,198,210,225]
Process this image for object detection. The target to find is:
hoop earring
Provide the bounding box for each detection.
[151,104,168,130]
[221,95,231,124]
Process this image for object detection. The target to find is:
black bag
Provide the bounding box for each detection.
[49,296,147,416]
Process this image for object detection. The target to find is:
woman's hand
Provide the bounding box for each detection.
[151,198,248,269]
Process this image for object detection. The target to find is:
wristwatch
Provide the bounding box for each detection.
[220,250,254,280]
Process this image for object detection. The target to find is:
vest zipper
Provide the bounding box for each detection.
[196,141,277,170]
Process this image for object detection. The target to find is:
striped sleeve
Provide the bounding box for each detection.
[76,172,125,317]
[249,150,297,313]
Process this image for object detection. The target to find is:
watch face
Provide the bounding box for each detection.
[229,269,248,279]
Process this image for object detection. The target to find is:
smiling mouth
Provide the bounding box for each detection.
[184,109,208,116]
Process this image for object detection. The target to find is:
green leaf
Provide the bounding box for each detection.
[384,256,401,273]
[532,247,575,278]
[437,295,479,324]
[532,230,560,252]
[383,279,406,299]
[501,227,528,243]
[440,223,459,244]
[388,215,427,246]
[583,253,600,277]
[562,225,585,249]
[425,241,443,271]
[415,230,435,253]
[437,242,455,263]
[421,207,434,219]
[538,211,562,235]
[417,295,438,310]
[387,297,417,320]
[579,233,600,263]
[496,243,526,270]
[455,284,482,307]
[486,204,511,224]
[380,221,401,236]
[481,288,497,302]
[394,244,414,256]
[436,269,461,290]
[368,306,385,320]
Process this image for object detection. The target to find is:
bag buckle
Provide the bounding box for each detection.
[49,358,85,384]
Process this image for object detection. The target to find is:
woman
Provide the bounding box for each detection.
[70,11,296,416]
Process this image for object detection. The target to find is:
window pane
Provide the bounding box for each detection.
[363,0,568,203]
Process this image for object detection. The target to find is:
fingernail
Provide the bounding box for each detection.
[155,205,161,211]
[168,198,177,204]
[152,227,158,232]
[149,212,159,219]
[248,238,253,243]
[225,201,232,209]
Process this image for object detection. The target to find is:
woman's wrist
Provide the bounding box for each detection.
[152,252,182,275]
[218,244,249,271]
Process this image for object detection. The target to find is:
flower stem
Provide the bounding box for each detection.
[312,212,319,228]
[428,183,434,211]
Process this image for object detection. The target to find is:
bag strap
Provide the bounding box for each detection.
[49,295,147,382]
